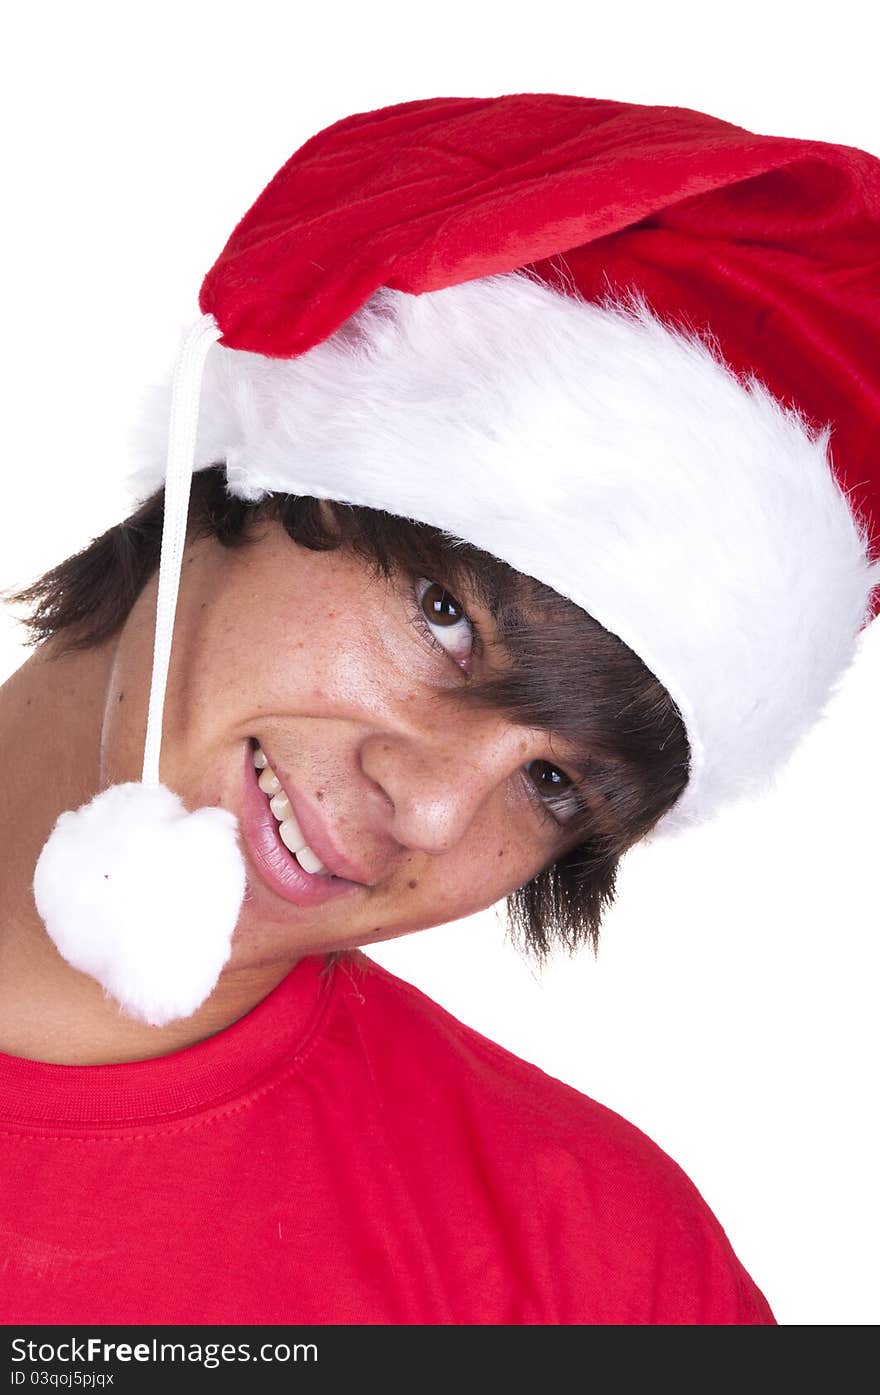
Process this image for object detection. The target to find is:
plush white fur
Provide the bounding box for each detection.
[129,271,879,836]
[33,782,246,1027]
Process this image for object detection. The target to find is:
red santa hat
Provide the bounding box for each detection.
[33,93,880,1027]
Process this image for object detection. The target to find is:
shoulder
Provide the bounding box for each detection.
[334,951,775,1324]
[337,949,674,1162]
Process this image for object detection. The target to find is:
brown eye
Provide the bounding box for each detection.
[415,578,475,668]
[421,582,465,626]
[528,761,573,794]
[526,761,581,826]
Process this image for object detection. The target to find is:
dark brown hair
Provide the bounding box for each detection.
[4,466,690,959]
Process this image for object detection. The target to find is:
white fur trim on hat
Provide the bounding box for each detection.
[129,271,879,836]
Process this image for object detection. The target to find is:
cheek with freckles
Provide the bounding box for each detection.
[369,827,547,941]
[177,552,370,739]
[249,573,404,725]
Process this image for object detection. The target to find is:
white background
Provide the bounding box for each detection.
[1,1,877,1326]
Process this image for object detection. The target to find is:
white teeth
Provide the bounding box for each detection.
[257,766,281,797]
[254,744,330,876]
[295,845,327,875]
[269,790,292,821]
[277,815,306,853]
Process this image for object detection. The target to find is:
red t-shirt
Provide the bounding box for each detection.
[0,951,774,1324]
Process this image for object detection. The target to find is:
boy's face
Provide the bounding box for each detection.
[100,517,578,970]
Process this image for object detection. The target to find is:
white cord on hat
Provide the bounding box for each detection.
[33,310,246,1027]
[142,313,222,789]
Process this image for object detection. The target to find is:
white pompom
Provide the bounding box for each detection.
[33,782,247,1028]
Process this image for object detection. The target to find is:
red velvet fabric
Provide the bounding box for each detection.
[199,93,880,597]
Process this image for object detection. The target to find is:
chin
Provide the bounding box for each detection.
[222,906,345,972]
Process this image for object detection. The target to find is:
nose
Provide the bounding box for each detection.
[359,706,533,856]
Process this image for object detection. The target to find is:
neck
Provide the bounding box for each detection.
[0,636,288,1065]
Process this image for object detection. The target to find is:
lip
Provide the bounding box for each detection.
[239,742,363,908]
[259,742,375,887]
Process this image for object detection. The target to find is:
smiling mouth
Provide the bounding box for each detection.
[240,739,363,908]
[250,740,334,877]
